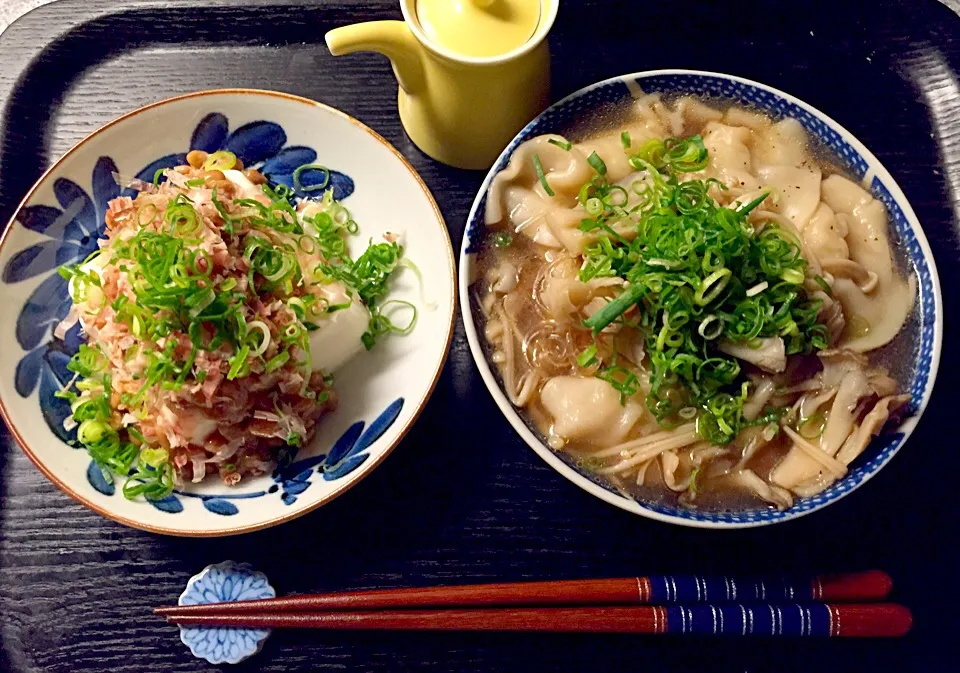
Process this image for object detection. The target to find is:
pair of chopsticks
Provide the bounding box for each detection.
[156,570,911,637]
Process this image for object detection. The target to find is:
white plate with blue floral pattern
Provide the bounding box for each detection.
[0,89,456,536]
[460,70,942,528]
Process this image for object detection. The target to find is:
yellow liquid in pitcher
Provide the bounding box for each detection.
[416,0,541,58]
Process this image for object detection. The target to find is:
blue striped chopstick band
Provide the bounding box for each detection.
[657,603,831,636]
[641,575,824,603]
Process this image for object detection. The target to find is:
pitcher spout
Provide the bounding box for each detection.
[325,21,425,95]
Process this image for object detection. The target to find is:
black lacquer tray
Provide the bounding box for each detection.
[0,1,957,670]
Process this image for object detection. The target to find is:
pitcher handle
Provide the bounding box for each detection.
[325,21,425,95]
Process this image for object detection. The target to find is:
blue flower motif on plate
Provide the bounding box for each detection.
[3,112,366,507]
[123,113,355,202]
[273,396,405,504]
[82,397,404,514]
[6,157,119,448]
[178,561,275,665]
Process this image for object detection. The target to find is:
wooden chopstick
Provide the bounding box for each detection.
[162,603,912,637]
[154,570,891,616]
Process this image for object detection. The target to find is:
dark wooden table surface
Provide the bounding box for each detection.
[1,0,957,670]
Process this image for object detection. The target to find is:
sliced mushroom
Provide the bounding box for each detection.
[743,378,778,420]
[661,451,692,492]
[835,394,911,466]
[771,350,873,490]
[719,337,787,374]
[821,258,879,293]
[490,261,519,294]
[820,366,870,455]
[799,387,837,421]
[814,290,846,346]
[771,350,906,495]
[735,469,794,510]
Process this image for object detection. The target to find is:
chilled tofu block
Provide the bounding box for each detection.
[308,279,370,374]
[225,171,371,373]
[309,299,370,373]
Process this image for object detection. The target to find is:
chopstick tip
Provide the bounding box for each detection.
[872,570,894,595]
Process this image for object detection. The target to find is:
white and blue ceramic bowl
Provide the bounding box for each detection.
[460,70,943,528]
[0,90,456,536]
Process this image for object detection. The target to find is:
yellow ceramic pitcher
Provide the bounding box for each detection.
[325,0,558,170]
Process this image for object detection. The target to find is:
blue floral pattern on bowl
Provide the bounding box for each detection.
[2,111,398,513]
[461,70,943,528]
[0,90,456,536]
[179,561,275,665]
[83,397,404,515]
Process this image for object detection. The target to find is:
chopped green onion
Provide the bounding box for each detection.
[814,274,833,295]
[532,153,555,197]
[293,163,331,193]
[246,320,272,356]
[562,133,825,444]
[736,192,770,215]
[362,300,417,350]
[227,345,250,380]
[577,345,599,367]
[140,447,169,469]
[68,344,108,377]
[122,459,174,501]
[398,258,437,311]
[585,198,603,217]
[492,232,513,248]
[587,151,607,176]
[697,315,723,340]
[636,138,666,167]
[165,203,201,238]
[584,284,645,334]
[687,466,701,499]
[694,268,732,306]
[203,150,237,171]
[264,350,290,372]
[210,186,236,233]
[138,204,158,227]
[287,297,307,318]
[548,137,573,151]
[597,363,640,404]
[780,268,805,285]
[620,131,631,150]
[663,135,708,172]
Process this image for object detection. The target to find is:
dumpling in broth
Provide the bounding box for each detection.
[805,202,850,261]
[577,117,667,182]
[485,135,592,250]
[486,134,646,256]
[751,118,811,168]
[755,165,822,229]
[701,122,761,191]
[540,376,646,446]
[819,175,916,352]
